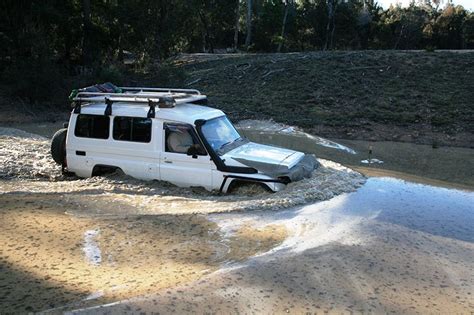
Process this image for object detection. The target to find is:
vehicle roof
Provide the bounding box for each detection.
[77,102,225,124]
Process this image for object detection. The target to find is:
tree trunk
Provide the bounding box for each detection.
[82,0,92,65]
[245,0,252,49]
[155,3,167,61]
[233,0,240,50]
[394,25,404,49]
[324,0,333,50]
[199,11,214,53]
[118,34,123,63]
[277,0,290,53]
[330,2,337,50]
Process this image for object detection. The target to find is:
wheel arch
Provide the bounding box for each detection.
[91,164,123,177]
[220,175,287,194]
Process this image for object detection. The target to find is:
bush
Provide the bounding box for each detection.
[96,64,124,85]
[425,45,436,52]
[2,57,64,103]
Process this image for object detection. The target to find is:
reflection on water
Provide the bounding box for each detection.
[212,177,474,251]
[83,230,101,266]
[238,121,474,188]
[236,119,357,154]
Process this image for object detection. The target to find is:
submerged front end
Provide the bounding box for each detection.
[195,115,319,192]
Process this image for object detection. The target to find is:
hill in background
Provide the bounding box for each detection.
[1,51,472,148]
[174,51,473,147]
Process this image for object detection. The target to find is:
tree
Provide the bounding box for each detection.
[234,0,241,49]
[1,0,474,102]
[82,0,93,65]
[324,0,339,50]
[278,0,293,52]
[245,0,253,48]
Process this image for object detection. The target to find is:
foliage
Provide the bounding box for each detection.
[0,0,473,102]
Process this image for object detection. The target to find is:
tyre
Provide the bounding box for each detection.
[51,128,67,165]
[228,181,270,195]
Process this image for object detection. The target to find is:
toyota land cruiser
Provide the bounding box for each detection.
[51,83,318,193]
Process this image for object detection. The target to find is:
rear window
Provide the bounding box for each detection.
[74,114,110,139]
[113,117,152,143]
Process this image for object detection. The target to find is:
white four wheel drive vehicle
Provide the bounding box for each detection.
[51,83,318,193]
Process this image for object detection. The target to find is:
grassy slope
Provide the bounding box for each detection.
[176,51,474,147]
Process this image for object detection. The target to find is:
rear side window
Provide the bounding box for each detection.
[113,117,152,143]
[74,114,110,139]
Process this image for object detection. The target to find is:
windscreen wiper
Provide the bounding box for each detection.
[218,137,244,152]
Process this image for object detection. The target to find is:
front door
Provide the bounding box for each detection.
[160,122,214,190]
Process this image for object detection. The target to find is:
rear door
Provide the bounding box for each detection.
[160,122,214,190]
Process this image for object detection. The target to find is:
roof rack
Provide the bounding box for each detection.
[71,86,207,117]
[120,87,201,95]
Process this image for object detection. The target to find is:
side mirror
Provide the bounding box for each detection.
[187,144,204,158]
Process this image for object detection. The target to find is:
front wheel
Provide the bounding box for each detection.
[228,181,271,195]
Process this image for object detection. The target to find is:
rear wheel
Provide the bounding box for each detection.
[51,128,67,165]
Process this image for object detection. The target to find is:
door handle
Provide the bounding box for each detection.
[76,151,86,156]
[164,160,173,164]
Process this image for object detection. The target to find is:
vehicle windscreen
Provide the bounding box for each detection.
[201,116,243,154]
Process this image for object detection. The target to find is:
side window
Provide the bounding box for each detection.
[164,123,206,155]
[74,114,110,139]
[113,117,152,143]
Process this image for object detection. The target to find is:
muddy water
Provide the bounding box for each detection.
[237,120,474,188]
[0,127,366,214]
[1,121,473,314]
